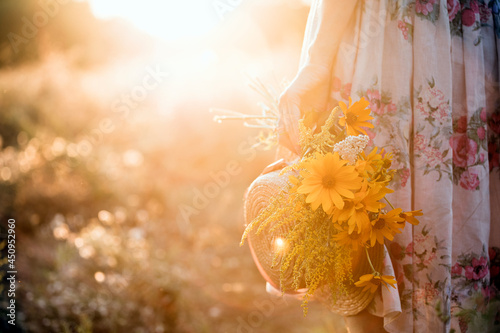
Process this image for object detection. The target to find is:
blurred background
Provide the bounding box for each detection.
[0,0,347,331]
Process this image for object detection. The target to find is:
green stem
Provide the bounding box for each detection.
[384,197,396,210]
[364,247,378,274]
[332,122,344,134]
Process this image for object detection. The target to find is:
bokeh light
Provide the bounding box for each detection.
[0,0,348,332]
[94,271,106,283]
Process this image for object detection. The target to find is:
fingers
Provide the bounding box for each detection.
[286,104,301,153]
[261,158,287,175]
[278,93,301,155]
[277,63,332,155]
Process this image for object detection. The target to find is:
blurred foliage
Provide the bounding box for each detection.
[0,0,347,332]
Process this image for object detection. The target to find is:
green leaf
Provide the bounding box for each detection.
[428,77,435,89]
[403,264,415,283]
[422,225,430,236]
[481,139,488,151]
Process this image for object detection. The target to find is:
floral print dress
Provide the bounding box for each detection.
[300,0,500,331]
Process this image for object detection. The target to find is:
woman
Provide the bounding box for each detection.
[278,0,500,332]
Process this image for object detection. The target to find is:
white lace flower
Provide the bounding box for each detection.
[333,135,369,165]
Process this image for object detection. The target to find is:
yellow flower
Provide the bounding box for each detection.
[331,182,391,234]
[354,273,397,293]
[362,183,391,212]
[333,225,369,252]
[288,174,301,193]
[400,210,423,226]
[338,97,374,136]
[332,189,370,233]
[369,209,404,247]
[297,152,362,211]
[357,146,384,172]
[358,147,396,185]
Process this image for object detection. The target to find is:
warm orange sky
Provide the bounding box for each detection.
[86,0,312,41]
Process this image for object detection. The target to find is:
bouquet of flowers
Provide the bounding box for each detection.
[214,85,422,315]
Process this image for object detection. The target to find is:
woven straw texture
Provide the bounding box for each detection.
[244,169,384,316]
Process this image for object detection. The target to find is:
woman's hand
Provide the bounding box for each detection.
[278,62,331,154]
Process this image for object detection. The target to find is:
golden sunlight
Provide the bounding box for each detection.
[87,0,221,41]
[274,237,287,253]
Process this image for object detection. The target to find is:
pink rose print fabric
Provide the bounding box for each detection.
[295,0,500,332]
[416,0,438,16]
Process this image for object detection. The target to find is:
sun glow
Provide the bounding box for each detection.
[87,0,220,41]
[274,237,287,253]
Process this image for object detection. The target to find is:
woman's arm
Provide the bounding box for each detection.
[304,0,360,67]
[278,0,360,154]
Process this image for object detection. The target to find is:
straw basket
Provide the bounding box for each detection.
[244,168,384,316]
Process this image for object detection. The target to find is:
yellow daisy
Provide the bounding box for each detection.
[357,146,384,174]
[338,97,374,136]
[369,209,405,247]
[332,190,370,234]
[332,182,390,234]
[354,273,397,293]
[362,183,391,213]
[358,147,396,184]
[333,225,369,252]
[297,152,362,212]
[400,209,423,226]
